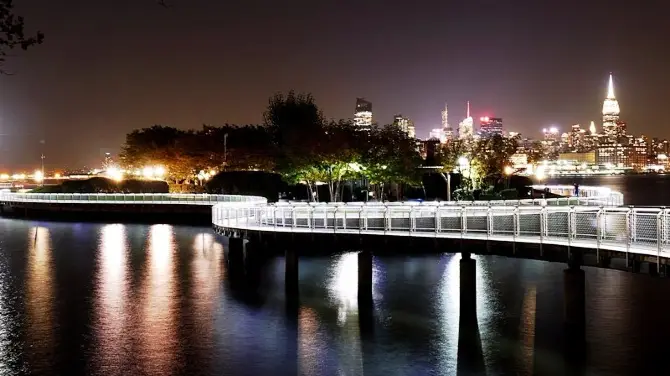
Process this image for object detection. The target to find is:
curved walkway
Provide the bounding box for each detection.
[0,192,268,205]
[211,186,670,260]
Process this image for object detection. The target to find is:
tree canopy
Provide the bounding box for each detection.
[0,0,43,73]
[119,91,425,201]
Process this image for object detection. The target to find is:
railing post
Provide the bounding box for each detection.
[307,205,314,230]
[487,204,492,237]
[384,205,389,233]
[434,207,440,236]
[461,206,467,237]
[657,209,663,267]
[596,206,603,253]
[343,206,347,230]
[625,207,632,258]
[540,205,546,246]
[513,206,519,239]
[409,206,415,234]
[292,206,296,229]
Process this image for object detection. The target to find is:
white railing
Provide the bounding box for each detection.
[0,185,620,207]
[212,203,669,259]
[0,192,268,205]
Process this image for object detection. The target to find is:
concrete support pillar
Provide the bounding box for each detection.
[563,266,586,366]
[285,248,299,298]
[460,253,477,326]
[358,250,373,304]
[630,257,641,273]
[228,237,244,265]
[649,262,659,276]
[457,253,485,374]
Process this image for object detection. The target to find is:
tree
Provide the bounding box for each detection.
[264,91,326,200]
[470,135,518,189]
[120,125,201,183]
[0,0,43,73]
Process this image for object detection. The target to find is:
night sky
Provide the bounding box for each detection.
[1,0,668,170]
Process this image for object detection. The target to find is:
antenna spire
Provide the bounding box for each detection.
[466,101,470,118]
[607,73,615,99]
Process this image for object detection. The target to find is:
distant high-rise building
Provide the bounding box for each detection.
[441,103,454,141]
[393,114,416,138]
[458,101,474,140]
[429,128,444,141]
[354,98,373,130]
[589,121,597,135]
[602,74,622,140]
[478,116,503,138]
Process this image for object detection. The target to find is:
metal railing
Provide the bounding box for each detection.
[212,203,668,259]
[0,192,268,205]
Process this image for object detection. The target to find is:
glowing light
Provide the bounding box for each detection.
[549,127,558,134]
[154,166,166,178]
[142,167,154,179]
[504,166,514,175]
[607,73,615,99]
[106,166,123,182]
[535,166,546,180]
[0,174,8,180]
[33,170,44,182]
[54,173,61,178]
[589,121,597,134]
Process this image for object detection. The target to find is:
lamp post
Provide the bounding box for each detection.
[223,133,228,169]
[40,154,45,187]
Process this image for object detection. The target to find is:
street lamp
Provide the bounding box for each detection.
[40,154,45,186]
[504,165,514,189]
[223,133,228,169]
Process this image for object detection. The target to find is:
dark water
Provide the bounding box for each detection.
[0,175,668,376]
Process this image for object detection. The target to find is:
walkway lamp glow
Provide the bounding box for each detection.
[106,167,123,182]
[33,170,44,182]
[154,166,166,179]
[504,166,514,176]
[142,166,154,179]
[0,174,8,181]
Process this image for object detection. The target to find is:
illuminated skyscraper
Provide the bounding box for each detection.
[478,116,503,138]
[602,74,621,140]
[393,114,416,138]
[589,121,597,135]
[354,98,373,130]
[441,103,453,141]
[458,101,474,140]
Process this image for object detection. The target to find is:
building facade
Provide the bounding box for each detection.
[393,114,416,138]
[478,117,503,138]
[354,98,373,130]
[602,74,623,141]
[458,101,474,140]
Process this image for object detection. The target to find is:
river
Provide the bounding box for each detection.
[0,175,668,375]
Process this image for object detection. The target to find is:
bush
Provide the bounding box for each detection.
[205,171,285,202]
[30,177,169,194]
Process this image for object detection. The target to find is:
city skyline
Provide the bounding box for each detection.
[0,0,668,169]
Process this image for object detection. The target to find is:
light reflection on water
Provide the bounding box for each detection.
[138,224,178,375]
[0,218,668,375]
[25,226,55,373]
[93,224,130,374]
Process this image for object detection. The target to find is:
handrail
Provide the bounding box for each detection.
[0,192,268,205]
[212,202,669,259]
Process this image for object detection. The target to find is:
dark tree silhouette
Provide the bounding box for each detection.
[0,0,43,73]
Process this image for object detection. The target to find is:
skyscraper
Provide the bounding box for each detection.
[458,101,474,140]
[478,116,503,138]
[602,74,621,140]
[393,114,416,138]
[354,98,373,130]
[441,104,454,141]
